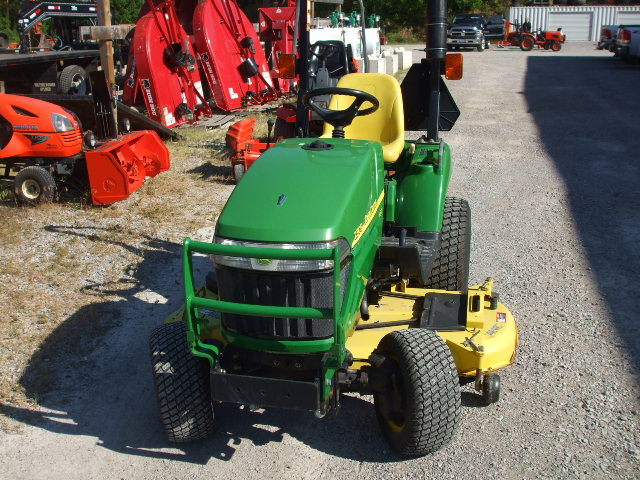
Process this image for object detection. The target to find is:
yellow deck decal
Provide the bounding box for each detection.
[352,191,385,247]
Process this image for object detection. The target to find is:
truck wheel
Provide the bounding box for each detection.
[14,166,56,205]
[424,197,471,291]
[551,41,562,52]
[520,37,534,51]
[373,329,461,456]
[58,65,89,95]
[233,163,245,183]
[0,32,9,49]
[477,36,485,52]
[149,321,215,443]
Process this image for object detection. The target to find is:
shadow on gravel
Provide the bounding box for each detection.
[0,225,408,464]
[524,54,640,375]
[187,162,234,184]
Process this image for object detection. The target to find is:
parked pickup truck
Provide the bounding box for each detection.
[597,25,618,52]
[615,24,640,62]
[447,14,490,52]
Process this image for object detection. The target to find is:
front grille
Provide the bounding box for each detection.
[216,262,350,341]
[449,28,479,39]
[59,129,82,146]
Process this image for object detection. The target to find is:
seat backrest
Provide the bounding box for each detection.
[321,73,405,163]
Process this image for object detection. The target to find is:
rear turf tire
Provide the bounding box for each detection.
[149,322,214,443]
[520,36,534,51]
[373,329,461,456]
[424,197,471,291]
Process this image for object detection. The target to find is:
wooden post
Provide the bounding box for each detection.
[97,0,115,87]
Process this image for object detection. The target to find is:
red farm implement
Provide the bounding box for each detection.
[123,0,287,126]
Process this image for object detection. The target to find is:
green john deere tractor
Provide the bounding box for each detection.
[149,0,518,456]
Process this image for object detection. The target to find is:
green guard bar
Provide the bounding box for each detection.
[183,238,343,360]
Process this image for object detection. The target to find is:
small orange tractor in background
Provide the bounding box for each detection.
[0,73,170,205]
[500,23,566,51]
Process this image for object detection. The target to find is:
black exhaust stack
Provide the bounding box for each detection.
[426,0,447,142]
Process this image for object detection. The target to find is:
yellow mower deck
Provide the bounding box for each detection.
[347,281,518,377]
[167,280,517,378]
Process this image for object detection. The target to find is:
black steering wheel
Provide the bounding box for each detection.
[302,87,379,138]
[310,42,341,64]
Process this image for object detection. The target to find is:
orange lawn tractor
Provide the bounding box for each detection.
[0,73,170,205]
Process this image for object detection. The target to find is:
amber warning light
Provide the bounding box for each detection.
[445,54,463,80]
[279,54,296,79]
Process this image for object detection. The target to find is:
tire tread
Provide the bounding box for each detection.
[425,197,471,290]
[149,322,214,443]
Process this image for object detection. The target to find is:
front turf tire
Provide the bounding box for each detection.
[373,329,461,456]
[233,162,245,183]
[14,166,56,205]
[424,197,471,291]
[149,322,214,443]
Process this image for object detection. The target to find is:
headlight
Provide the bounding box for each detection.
[52,113,75,132]
[213,237,351,272]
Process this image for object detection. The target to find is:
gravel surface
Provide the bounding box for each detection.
[1,42,639,479]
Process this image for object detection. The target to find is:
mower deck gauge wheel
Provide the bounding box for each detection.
[481,373,501,405]
[13,166,56,205]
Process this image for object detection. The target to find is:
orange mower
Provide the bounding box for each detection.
[0,73,170,205]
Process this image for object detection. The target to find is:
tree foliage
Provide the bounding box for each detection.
[340,0,511,30]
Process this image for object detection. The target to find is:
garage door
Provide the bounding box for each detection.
[618,12,640,25]
[548,12,592,41]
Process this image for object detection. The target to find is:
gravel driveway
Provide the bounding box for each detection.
[1,42,638,479]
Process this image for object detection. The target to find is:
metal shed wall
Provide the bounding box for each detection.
[508,6,640,41]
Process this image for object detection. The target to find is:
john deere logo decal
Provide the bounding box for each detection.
[257,259,272,266]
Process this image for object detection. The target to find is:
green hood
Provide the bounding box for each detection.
[216,138,384,245]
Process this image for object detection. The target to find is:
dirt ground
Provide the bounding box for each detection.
[0,42,639,479]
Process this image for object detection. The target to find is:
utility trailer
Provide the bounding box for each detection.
[0,0,102,95]
[0,49,99,95]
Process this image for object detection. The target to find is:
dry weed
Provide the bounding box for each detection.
[0,124,235,408]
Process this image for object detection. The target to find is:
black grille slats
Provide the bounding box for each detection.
[216,263,350,341]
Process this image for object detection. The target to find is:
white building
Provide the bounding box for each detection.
[508,5,640,41]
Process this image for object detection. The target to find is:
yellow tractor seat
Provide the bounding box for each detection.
[321,73,405,163]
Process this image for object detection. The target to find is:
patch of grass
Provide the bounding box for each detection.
[0,212,24,247]
[386,27,424,44]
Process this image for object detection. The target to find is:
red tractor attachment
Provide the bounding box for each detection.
[124,0,286,124]
[86,130,169,205]
[122,0,212,127]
